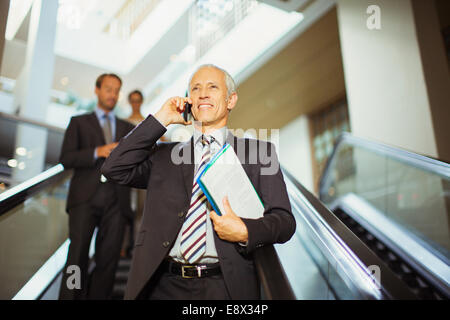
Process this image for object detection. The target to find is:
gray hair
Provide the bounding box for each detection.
[188,64,236,97]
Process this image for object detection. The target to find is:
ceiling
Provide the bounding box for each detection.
[228,6,346,132]
[0,0,342,125]
[1,0,191,104]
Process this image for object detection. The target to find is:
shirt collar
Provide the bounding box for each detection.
[95,105,115,121]
[193,126,228,147]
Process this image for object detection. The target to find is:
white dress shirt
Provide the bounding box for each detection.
[168,126,228,264]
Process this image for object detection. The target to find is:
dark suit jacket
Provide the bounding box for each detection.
[101,115,296,299]
[60,112,135,218]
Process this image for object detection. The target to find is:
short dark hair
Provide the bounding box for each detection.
[128,90,144,102]
[95,73,122,89]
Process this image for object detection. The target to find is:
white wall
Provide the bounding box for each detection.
[0,91,14,113]
[337,0,438,157]
[276,115,314,193]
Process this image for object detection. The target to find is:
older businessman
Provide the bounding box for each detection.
[102,64,295,299]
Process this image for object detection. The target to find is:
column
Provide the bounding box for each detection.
[12,0,59,183]
[336,0,450,161]
[0,0,10,71]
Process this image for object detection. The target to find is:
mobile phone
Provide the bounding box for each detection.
[183,102,192,122]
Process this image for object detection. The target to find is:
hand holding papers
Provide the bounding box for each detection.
[209,196,249,243]
[197,143,264,219]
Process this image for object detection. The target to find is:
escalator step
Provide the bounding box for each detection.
[365,234,375,241]
[348,219,357,226]
[112,257,132,300]
[401,273,419,288]
[112,284,127,300]
[416,277,429,288]
[116,260,132,271]
[400,263,412,274]
[333,207,443,300]
[417,288,435,300]
[388,260,402,274]
[375,242,386,251]
[355,226,365,235]
[115,271,129,283]
[387,252,397,261]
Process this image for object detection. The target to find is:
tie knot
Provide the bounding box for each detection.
[201,135,213,146]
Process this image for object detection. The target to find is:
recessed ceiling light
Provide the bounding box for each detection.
[61,77,69,86]
[16,147,27,156]
[7,159,17,168]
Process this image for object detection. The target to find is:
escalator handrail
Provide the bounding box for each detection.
[282,168,418,299]
[320,132,450,195]
[0,164,71,216]
[0,111,66,134]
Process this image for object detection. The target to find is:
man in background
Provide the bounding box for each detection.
[59,73,134,299]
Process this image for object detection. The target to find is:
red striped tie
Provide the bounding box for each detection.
[180,135,213,263]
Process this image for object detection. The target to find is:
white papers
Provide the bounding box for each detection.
[197,144,264,219]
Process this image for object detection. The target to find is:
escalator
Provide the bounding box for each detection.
[1,111,448,300]
[316,133,449,299]
[272,169,417,300]
[0,111,66,192]
[269,133,448,300]
[0,112,70,300]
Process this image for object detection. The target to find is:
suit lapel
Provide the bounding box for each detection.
[87,112,106,144]
[115,117,125,141]
[180,137,195,199]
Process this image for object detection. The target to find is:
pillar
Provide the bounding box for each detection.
[336,0,450,161]
[12,0,59,182]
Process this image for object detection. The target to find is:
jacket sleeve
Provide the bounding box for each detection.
[59,117,97,169]
[239,142,296,254]
[101,115,167,189]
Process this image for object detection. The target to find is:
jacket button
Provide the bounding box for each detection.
[163,241,170,248]
[178,211,185,218]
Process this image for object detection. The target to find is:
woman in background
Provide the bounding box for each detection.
[122,90,146,258]
[127,90,145,126]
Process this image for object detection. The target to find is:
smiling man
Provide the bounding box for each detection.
[101,64,295,300]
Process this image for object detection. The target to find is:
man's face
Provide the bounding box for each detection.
[95,76,121,112]
[129,93,143,112]
[189,67,237,130]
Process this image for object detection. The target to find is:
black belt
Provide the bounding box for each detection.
[163,259,221,279]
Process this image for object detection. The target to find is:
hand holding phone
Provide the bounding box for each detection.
[183,102,192,122]
[154,96,192,127]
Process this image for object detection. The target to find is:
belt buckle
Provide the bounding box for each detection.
[181,265,197,278]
